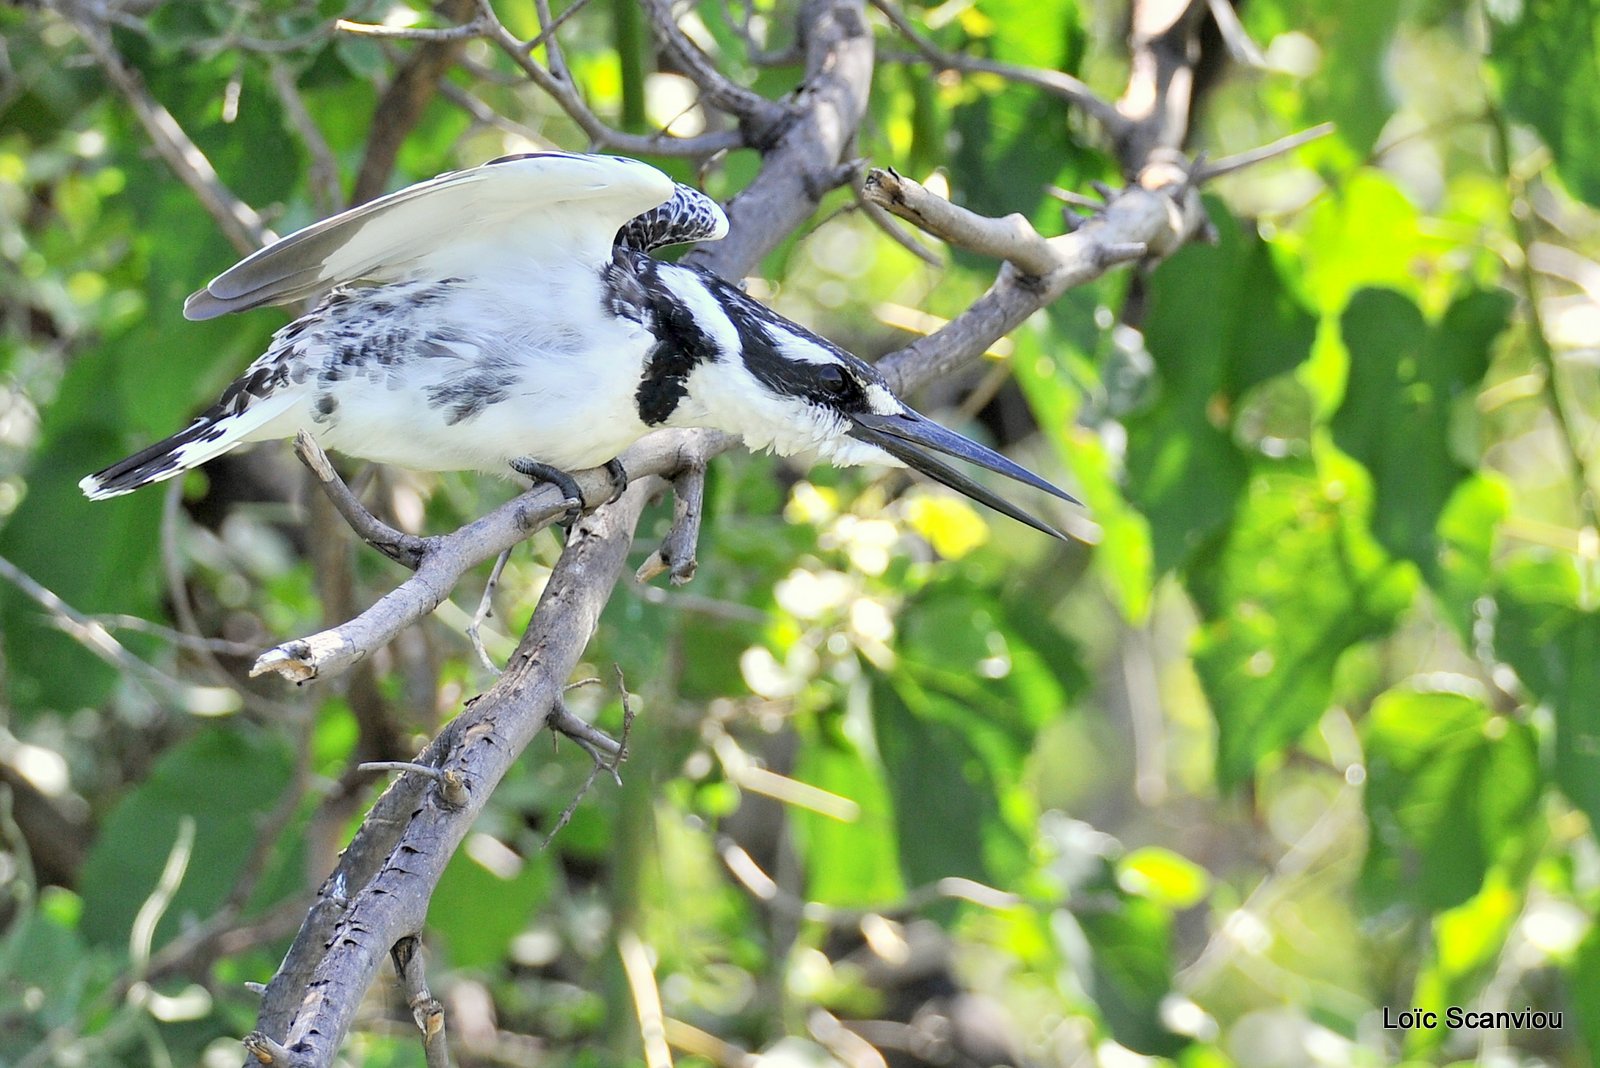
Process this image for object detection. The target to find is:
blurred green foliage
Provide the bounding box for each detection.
[1,1,1598,1066]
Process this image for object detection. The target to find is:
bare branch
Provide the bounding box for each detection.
[1194,121,1334,182]
[863,168,1059,276]
[391,937,452,1068]
[250,480,651,1063]
[294,432,432,570]
[635,463,706,585]
[638,0,791,135]
[474,0,743,157]
[872,153,1206,393]
[1203,0,1267,68]
[333,18,487,42]
[868,0,1129,141]
[252,430,731,684]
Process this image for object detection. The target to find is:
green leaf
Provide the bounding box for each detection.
[1066,896,1187,1056]
[1189,450,1416,786]
[1361,689,1541,910]
[1298,170,1430,315]
[1494,555,1600,830]
[78,727,295,948]
[1490,0,1600,206]
[872,675,1028,888]
[1126,204,1318,575]
[1333,287,1512,570]
[790,711,906,908]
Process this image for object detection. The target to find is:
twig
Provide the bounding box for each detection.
[1203,0,1266,68]
[541,676,634,848]
[529,0,569,82]
[637,0,790,135]
[86,613,259,657]
[358,761,472,807]
[390,937,452,1068]
[468,549,512,674]
[252,430,730,683]
[473,0,744,157]
[242,1030,298,1066]
[868,0,1129,140]
[333,18,487,42]
[350,0,479,206]
[0,552,239,712]
[1193,121,1335,182]
[54,0,271,255]
[863,168,1059,276]
[524,0,596,57]
[294,432,432,569]
[635,463,706,585]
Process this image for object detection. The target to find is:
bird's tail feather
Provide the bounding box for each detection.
[80,398,293,500]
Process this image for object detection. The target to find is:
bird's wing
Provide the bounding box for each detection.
[184,152,678,320]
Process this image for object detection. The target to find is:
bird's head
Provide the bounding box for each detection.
[681,279,1078,540]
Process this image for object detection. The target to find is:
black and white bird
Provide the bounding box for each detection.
[81,152,1075,537]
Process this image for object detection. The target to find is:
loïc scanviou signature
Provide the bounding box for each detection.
[1382,1006,1562,1031]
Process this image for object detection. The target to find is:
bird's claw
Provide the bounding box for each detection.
[602,458,629,504]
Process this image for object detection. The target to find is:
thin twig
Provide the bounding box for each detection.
[294,432,432,569]
[473,0,744,157]
[637,0,787,130]
[468,549,512,674]
[635,464,706,585]
[868,0,1129,139]
[334,18,487,42]
[1193,121,1335,182]
[391,937,452,1068]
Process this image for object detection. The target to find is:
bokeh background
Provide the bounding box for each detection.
[1,0,1597,1065]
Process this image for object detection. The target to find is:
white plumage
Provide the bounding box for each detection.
[81,151,1074,539]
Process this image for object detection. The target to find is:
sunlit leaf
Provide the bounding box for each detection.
[1189,450,1416,786]
[1361,689,1540,910]
[1126,203,1318,576]
[1333,287,1512,570]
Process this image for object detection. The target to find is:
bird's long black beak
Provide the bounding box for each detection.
[848,410,1078,541]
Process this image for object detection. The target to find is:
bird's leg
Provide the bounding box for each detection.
[602,458,629,503]
[509,457,585,525]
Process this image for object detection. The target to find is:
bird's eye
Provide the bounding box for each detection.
[817,365,848,393]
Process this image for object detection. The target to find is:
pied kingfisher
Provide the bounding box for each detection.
[80,152,1075,537]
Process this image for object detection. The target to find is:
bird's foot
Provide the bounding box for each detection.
[510,457,584,526]
[602,458,629,503]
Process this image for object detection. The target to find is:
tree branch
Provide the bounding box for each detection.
[867,0,1129,141]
